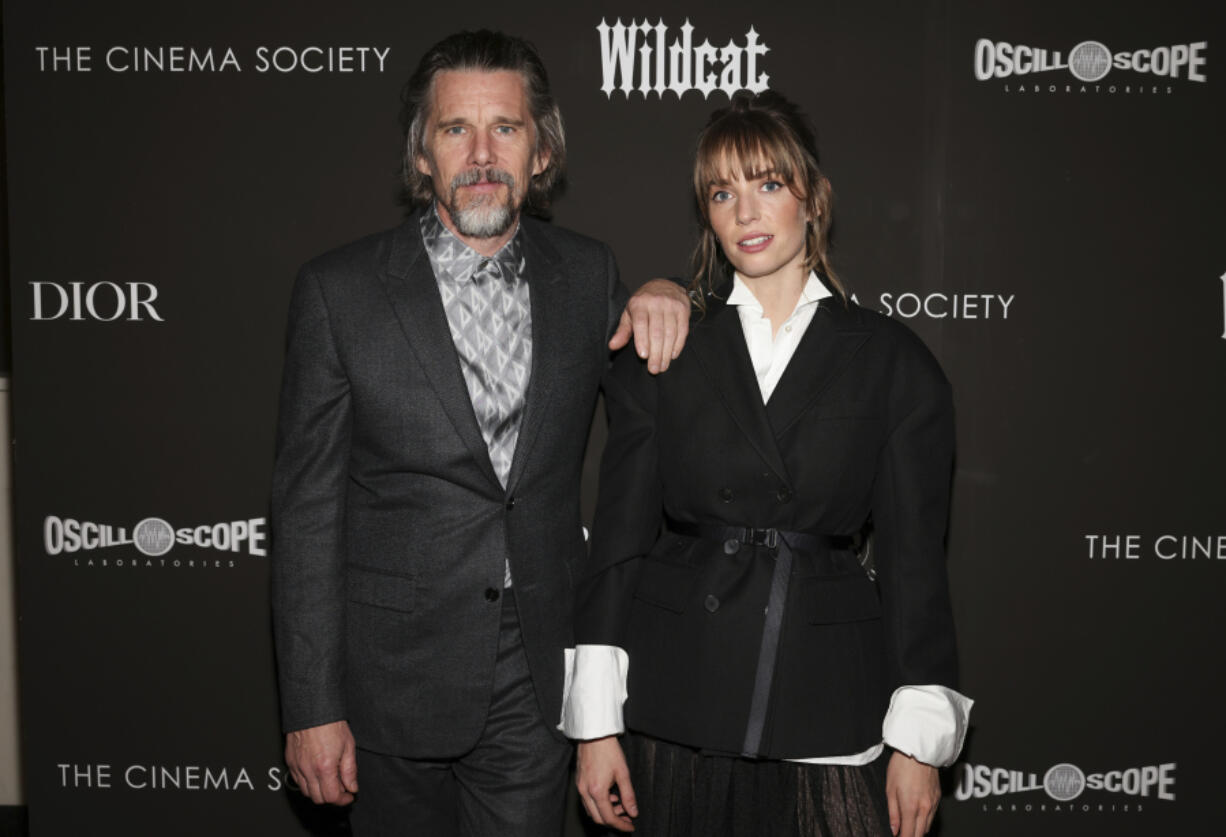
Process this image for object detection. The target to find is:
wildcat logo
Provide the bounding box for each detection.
[598,18,769,99]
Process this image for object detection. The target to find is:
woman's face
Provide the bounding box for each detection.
[706,161,809,284]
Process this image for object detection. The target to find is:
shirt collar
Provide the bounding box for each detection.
[420,202,524,283]
[727,270,832,314]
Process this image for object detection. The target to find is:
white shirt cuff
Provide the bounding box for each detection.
[558,644,629,740]
[791,742,885,765]
[881,684,974,767]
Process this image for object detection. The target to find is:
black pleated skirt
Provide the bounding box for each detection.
[621,732,892,837]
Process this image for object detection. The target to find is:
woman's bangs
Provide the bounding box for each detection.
[697,119,802,192]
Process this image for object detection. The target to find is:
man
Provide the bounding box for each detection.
[270,30,688,836]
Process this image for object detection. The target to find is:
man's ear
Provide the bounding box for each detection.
[532,147,550,177]
[416,154,432,177]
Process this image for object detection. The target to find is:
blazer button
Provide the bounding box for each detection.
[484,587,500,602]
[723,538,740,555]
[718,487,734,503]
[704,594,720,613]
[505,497,516,510]
[776,487,793,503]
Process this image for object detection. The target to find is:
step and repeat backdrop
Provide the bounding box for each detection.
[5,0,1224,834]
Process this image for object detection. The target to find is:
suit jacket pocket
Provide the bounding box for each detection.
[347,564,415,613]
[633,558,698,614]
[798,573,881,624]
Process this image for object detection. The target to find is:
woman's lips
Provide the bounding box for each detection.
[737,234,773,253]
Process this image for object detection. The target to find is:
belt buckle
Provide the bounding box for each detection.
[744,527,779,548]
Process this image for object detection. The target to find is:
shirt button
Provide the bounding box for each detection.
[704,595,720,613]
[723,539,740,555]
[718,487,734,503]
[484,587,501,602]
[776,487,793,503]
[785,325,793,333]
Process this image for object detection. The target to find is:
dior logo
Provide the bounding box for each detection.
[598,19,769,99]
[30,281,163,322]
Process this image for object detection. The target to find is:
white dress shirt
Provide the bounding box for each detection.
[561,271,973,767]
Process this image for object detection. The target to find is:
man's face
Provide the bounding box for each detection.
[416,69,549,248]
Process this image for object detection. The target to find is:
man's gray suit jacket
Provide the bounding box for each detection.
[271,207,626,758]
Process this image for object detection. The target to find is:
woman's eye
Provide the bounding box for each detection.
[762,180,783,192]
[711,190,731,203]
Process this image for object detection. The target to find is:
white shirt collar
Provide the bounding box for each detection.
[726,270,832,314]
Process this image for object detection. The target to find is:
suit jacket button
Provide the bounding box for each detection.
[776,487,793,503]
[505,497,516,510]
[723,538,740,555]
[704,595,720,613]
[718,487,734,503]
[484,587,500,602]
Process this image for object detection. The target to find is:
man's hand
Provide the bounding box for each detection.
[285,720,359,806]
[577,736,638,832]
[886,750,941,837]
[608,279,691,374]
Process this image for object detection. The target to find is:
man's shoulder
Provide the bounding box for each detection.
[520,214,611,264]
[300,221,416,280]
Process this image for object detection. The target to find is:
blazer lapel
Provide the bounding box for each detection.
[689,302,791,484]
[765,300,872,435]
[504,221,563,494]
[379,215,502,490]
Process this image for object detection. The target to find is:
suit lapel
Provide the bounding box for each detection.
[690,302,791,483]
[504,220,564,494]
[379,214,502,490]
[765,300,872,435]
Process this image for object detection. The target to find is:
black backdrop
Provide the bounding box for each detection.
[5,1,1224,834]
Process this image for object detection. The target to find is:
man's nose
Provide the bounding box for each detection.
[469,130,494,166]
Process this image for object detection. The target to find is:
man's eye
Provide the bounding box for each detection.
[444,126,465,135]
[495,125,515,135]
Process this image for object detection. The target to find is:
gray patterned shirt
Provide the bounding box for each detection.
[420,205,532,586]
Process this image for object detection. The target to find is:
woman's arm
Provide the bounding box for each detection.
[870,333,971,831]
[562,349,663,829]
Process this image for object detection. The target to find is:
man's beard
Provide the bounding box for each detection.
[444,168,518,238]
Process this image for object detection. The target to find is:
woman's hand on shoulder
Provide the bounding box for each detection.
[577,735,638,832]
[886,750,941,837]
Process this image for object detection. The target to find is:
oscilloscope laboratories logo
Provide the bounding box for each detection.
[43,514,266,569]
[955,760,1176,815]
[974,38,1208,94]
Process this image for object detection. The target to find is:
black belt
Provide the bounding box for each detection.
[664,519,852,553]
[664,518,853,757]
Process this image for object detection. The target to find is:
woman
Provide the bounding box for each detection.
[561,92,971,837]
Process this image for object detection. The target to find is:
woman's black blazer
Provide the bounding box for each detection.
[574,295,961,760]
